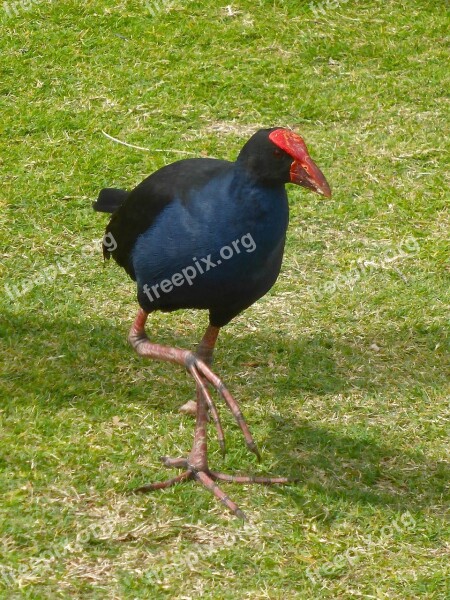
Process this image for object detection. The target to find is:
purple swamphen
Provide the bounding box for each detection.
[93,128,331,519]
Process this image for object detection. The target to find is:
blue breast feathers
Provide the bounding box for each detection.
[132,168,289,311]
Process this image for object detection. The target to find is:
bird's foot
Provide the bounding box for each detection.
[129,311,296,517]
[134,456,295,520]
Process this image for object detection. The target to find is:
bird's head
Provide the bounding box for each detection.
[237,127,331,198]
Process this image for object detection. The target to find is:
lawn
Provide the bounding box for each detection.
[1,0,449,598]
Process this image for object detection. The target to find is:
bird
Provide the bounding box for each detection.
[93,127,331,519]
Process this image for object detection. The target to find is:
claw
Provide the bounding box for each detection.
[135,461,296,519]
[247,442,262,462]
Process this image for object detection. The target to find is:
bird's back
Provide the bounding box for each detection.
[104,158,232,279]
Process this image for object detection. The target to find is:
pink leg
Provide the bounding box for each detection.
[129,310,258,458]
[191,324,226,455]
[130,309,295,519]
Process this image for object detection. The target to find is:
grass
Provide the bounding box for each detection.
[1,0,449,598]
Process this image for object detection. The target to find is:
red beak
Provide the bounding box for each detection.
[290,157,332,198]
[269,129,332,198]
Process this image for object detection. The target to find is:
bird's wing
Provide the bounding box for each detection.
[103,158,232,279]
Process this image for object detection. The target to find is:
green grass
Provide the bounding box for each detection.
[1,0,449,598]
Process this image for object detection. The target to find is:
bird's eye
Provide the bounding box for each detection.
[273,148,283,157]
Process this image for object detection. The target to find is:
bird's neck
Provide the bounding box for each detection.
[232,162,286,195]
[226,165,289,237]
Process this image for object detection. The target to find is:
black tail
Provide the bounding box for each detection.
[92,188,128,214]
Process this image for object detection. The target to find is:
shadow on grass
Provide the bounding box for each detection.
[263,416,449,517]
[1,308,448,515]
